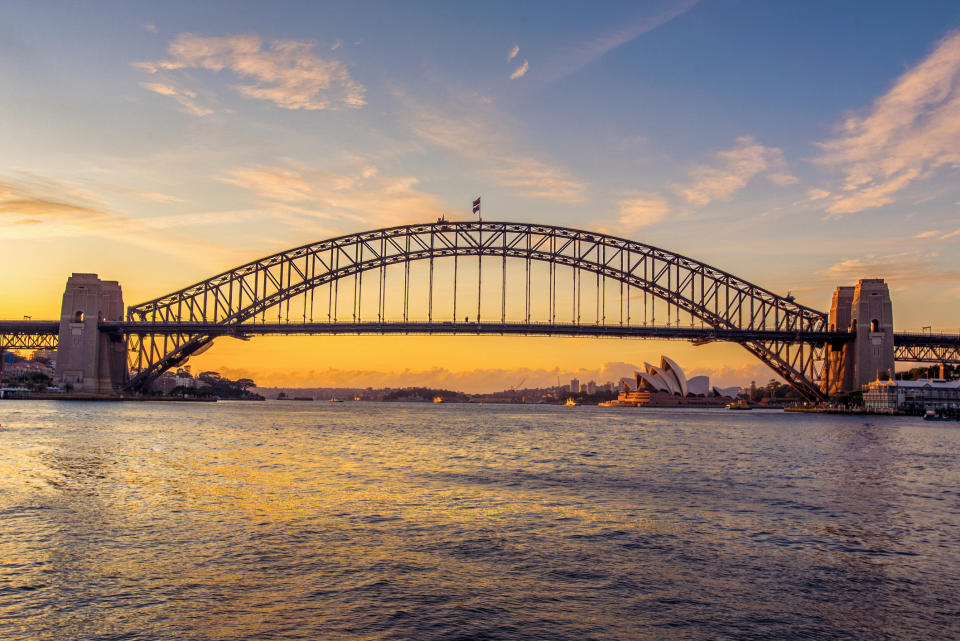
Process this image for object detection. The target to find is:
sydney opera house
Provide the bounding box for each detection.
[601,356,740,407]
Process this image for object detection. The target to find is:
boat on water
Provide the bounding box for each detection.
[923,410,956,421]
[433,396,444,403]
[564,397,579,407]
[726,399,752,410]
[328,398,344,402]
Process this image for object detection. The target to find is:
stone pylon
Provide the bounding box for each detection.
[54,274,128,394]
[823,279,895,396]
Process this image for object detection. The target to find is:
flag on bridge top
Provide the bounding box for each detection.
[472,196,481,215]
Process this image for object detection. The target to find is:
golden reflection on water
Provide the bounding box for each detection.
[0,402,958,640]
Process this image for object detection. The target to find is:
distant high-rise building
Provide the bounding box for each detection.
[569,378,579,393]
[587,380,597,394]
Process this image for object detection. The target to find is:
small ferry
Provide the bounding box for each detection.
[433,396,444,403]
[923,410,955,421]
[564,397,579,407]
[726,399,752,410]
[328,398,344,402]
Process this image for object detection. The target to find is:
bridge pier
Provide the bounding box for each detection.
[824,279,895,396]
[53,274,128,394]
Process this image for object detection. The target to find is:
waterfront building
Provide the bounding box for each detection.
[863,378,960,412]
[569,378,579,394]
[152,373,178,395]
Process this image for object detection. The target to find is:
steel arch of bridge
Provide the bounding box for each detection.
[126,221,830,398]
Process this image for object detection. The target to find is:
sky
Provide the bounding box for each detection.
[3,0,960,392]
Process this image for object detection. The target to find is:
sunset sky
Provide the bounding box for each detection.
[4,1,960,391]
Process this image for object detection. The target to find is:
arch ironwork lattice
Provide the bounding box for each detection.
[125,221,831,398]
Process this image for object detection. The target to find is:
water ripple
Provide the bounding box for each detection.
[0,401,958,640]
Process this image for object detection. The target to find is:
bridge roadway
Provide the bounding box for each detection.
[107,321,847,343]
[3,319,960,363]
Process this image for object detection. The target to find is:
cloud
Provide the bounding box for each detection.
[139,81,214,116]
[509,60,529,80]
[220,159,445,227]
[144,23,158,33]
[487,155,584,201]
[400,91,585,203]
[807,188,831,201]
[104,184,184,203]
[507,44,519,62]
[135,33,365,111]
[816,29,960,215]
[0,174,277,268]
[330,40,343,51]
[616,193,670,229]
[916,226,960,240]
[674,136,796,206]
[823,251,960,285]
[0,176,114,227]
[542,0,699,83]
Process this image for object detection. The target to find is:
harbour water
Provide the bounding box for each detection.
[1,401,958,640]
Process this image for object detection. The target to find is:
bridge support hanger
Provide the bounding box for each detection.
[823,279,895,396]
[53,273,128,394]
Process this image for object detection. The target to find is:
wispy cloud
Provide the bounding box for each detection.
[104,184,184,203]
[915,226,960,240]
[542,0,699,83]
[135,33,365,111]
[330,39,343,51]
[816,29,960,215]
[0,174,288,269]
[400,91,586,203]
[823,251,960,285]
[617,193,670,229]
[509,60,529,80]
[220,159,444,228]
[144,23,158,34]
[487,155,583,201]
[674,136,796,206]
[139,81,214,116]
[0,176,115,228]
[507,44,519,62]
[807,188,831,201]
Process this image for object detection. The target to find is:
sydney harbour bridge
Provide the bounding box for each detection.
[2,221,959,401]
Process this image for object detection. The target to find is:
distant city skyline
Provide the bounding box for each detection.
[4,1,960,390]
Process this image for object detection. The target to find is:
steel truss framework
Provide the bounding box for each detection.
[894,334,960,363]
[127,221,832,398]
[0,321,59,351]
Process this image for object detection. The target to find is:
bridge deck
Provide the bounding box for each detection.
[3,320,958,364]
[106,321,847,343]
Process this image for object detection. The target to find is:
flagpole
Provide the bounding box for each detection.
[472,195,482,323]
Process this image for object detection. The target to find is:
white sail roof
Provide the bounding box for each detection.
[687,375,709,396]
[646,364,681,395]
[660,356,689,397]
